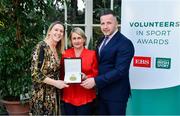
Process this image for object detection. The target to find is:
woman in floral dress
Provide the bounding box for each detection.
[30,21,69,115]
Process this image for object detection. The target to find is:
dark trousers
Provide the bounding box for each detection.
[97,99,127,115]
[63,102,93,115]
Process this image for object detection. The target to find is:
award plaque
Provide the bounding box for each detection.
[64,58,82,83]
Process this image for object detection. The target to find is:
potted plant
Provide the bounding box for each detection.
[0,0,47,114]
[0,30,32,115]
[0,9,41,114]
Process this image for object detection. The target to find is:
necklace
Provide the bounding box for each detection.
[51,48,59,62]
[45,39,59,62]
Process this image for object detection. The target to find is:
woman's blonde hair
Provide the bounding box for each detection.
[44,21,65,53]
[69,27,87,47]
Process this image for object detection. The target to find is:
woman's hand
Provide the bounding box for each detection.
[81,72,87,81]
[54,80,69,89]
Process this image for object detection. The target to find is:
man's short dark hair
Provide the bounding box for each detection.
[99,9,116,18]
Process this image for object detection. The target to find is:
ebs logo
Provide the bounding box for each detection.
[133,56,151,68]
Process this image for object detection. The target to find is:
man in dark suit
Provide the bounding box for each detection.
[81,9,135,115]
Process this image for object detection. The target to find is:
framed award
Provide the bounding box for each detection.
[64,58,82,83]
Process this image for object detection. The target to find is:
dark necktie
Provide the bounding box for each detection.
[100,36,109,54]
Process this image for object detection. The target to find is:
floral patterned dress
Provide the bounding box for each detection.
[30,41,61,115]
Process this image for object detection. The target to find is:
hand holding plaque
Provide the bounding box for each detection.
[64,58,82,83]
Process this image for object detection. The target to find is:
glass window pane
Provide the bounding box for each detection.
[114,0,121,24]
[93,0,111,24]
[89,27,103,50]
[67,0,85,24]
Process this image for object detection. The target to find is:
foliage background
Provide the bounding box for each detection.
[0,0,66,105]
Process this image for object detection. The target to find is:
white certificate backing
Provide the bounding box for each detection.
[64,58,82,83]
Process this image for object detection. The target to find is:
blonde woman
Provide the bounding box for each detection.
[60,27,98,115]
[30,21,69,115]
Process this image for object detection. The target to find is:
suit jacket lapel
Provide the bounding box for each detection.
[99,32,120,61]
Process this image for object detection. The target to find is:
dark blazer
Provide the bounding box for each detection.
[95,31,135,102]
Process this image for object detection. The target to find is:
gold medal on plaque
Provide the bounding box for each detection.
[70,74,77,81]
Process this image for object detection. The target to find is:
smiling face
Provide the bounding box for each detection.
[49,24,64,42]
[100,14,118,36]
[71,32,85,49]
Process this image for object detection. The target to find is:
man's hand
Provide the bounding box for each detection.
[80,78,95,89]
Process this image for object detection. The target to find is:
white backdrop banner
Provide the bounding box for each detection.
[121,0,180,89]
